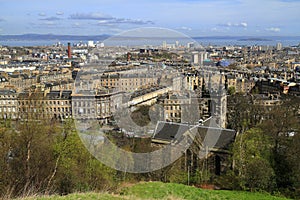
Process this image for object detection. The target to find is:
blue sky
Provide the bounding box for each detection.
[0,0,299,36]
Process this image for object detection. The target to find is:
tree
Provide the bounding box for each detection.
[0,118,61,198]
[228,86,236,95]
[232,128,275,191]
[258,96,300,192]
[244,158,275,191]
[285,132,300,198]
[53,120,117,194]
[227,94,253,132]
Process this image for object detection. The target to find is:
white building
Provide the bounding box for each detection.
[88,41,95,47]
[276,42,282,51]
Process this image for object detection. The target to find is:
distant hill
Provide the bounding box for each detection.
[20,182,289,200]
[0,34,110,41]
[1,34,300,42]
[238,38,272,41]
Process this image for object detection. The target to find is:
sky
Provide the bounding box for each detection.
[0,0,299,36]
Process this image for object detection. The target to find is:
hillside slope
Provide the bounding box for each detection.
[20,182,289,200]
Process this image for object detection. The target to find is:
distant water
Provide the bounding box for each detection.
[0,40,81,47]
[0,38,299,47]
[196,38,300,47]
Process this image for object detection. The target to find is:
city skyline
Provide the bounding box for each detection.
[0,0,299,37]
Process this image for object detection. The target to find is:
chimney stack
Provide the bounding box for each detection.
[67,42,71,59]
[127,52,131,62]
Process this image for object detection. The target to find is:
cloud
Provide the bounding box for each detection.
[72,22,82,28]
[41,21,57,26]
[176,26,192,31]
[70,12,112,20]
[218,22,248,28]
[240,22,248,27]
[0,18,4,22]
[105,18,154,25]
[31,21,58,27]
[265,27,281,32]
[56,11,64,16]
[97,19,115,26]
[38,12,46,16]
[70,12,154,26]
[210,27,228,33]
[29,21,64,30]
[39,17,62,21]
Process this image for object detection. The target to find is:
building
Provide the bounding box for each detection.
[226,75,255,94]
[18,90,72,120]
[72,90,123,124]
[276,42,282,51]
[0,89,18,119]
[44,91,72,119]
[8,74,37,92]
[0,74,9,88]
[159,92,208,124]
[185,73,199,91]
[100,73,158,92]
[151,119,236,177]
[192,52,199,64]
[252,93,282,107]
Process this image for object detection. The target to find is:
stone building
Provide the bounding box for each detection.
[151,119,236,178]
[17,90,72,120]
[72,90,123,124]
[100,73,158,92]
[0,89,18,119]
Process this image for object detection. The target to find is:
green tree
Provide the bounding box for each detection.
[53,121,117,195]
[228,86,236,95]
[232,128,275,191]
[0,118,60,198]
[244,158,275,191]
[258,97,300,192]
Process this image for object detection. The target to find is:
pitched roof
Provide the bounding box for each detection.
[152,122,190,142]
[152,118,236,150]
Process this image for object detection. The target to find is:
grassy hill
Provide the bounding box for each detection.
[20,182,289,200]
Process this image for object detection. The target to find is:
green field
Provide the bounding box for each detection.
[20,182,289,200]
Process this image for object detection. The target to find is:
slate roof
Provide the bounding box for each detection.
[196,126,236,150]
[152,118,236,150]
[46,91,72,100]
[0,89,16,95]
[152,122,190,142]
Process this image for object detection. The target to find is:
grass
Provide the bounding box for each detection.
[121,182,289,200]
[18,182,290,200]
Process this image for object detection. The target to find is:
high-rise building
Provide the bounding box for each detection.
[187,42,194,49]
[276,42,282,51]
[162,41,167,49]
[88,41,95,47]
[192,52,199,64]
